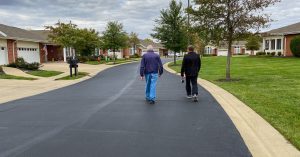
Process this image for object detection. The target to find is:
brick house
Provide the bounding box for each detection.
[262,22,300,56]
[205,41,253,56]
[137,39,168,56]
[0,24,48,65]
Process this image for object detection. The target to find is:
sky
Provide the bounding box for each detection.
[0,0,300,39]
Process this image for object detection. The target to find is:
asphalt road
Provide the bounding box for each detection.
[0,60,251,157]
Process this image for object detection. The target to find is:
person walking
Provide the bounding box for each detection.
[140,45,163,104]
[181,45,201,102]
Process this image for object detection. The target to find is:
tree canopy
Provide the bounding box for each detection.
[246,35,262,55]
[152,0,188,64]
[129,32,140,55]
[102,21,128,61]
[189,0,280,80]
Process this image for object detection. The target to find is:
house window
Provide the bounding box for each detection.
[277,39,282,50]
[235,46,240,54]
[271,39,276,50]
[265,40,270,50]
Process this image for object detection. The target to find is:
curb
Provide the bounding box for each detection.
[163,62,300,157]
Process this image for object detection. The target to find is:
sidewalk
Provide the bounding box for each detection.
[163,62,300,157]
[0,63,114,104]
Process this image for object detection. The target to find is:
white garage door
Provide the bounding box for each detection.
[17,41,40,63]
[0,47,8,65]
[218,50,229,56]
[17,48,40,63]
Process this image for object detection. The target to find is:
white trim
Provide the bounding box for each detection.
[0,31,7,37]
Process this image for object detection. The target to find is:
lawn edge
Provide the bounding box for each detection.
[163,61,300,157]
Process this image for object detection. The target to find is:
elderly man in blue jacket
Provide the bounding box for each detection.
[140,45,163,104]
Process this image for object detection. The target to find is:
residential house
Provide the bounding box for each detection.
[137,39,168,56]
[262,22,300,56]
[0,24,47,65]
[205,41,251,56]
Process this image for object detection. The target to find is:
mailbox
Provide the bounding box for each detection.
[69,58,79,77]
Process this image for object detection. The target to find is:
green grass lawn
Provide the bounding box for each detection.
[169,56,300,150]
[55,72,89,80]
[0,74,37,80]
[27,70,63,77]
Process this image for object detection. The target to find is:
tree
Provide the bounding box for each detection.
[246,35,261,55]
[290,36,300,57]
[129,32,140,55]
[152,0,188,65]
[189,0,280,80]
[102,21,128,63]
[46,21,78,55]
[46,21,102,57]
[74,28,102,57]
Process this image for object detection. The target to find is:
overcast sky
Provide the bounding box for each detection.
[0,0,299,39]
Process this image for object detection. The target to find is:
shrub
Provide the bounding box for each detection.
[7,63,17,68]
[256,52,266,56]
[278,52,282,56]
[290,36,300,57]
[271,52,276,56]
[77,56,89,63]
[130,53,140,58]
[0,66,4,74]
[26,62,40,70]
[15,57,27,69]
[88,56,98,61]
[267,52,270,55]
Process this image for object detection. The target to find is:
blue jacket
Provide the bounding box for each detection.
[140,51,163,77]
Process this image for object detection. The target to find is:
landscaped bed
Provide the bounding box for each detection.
[169,56,300,150]
[26,70,63,77]
[0,74,37,80]
[55,72,89,80]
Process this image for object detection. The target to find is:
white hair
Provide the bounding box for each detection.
[147,45,154,51]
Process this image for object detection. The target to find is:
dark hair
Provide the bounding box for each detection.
[188,45,194,52]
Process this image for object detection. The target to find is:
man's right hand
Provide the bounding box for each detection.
[140,76,144,80]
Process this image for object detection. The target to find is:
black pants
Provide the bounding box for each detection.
[186,76,198,96]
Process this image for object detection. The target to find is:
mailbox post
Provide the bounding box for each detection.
[69,58,79,77]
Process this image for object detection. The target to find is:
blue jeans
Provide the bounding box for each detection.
[145,73,158,101]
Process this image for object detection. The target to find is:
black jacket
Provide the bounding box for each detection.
[181,52,201,77]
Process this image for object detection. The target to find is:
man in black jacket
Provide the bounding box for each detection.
[181,45,201,102]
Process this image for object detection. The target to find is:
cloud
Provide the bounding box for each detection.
[0,0,299,38]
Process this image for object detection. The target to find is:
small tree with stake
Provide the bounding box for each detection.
[246,35,262,55]
[189,0,280,80]
[102,21,128,63]
[152,0,188,65]
[129,32,140,56]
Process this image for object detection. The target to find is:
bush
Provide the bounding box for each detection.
[267,52,270,55]
[77,56,89,63]
[256,52,266,56]
[6,57,40,70]
[88,56,98,61]
[130,53,140,58]
[290,36,300,57]
[0,66,4,74]
[278,52,282,56]
[271,52,276,56]
[26,62,40,70]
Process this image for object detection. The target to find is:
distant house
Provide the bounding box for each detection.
[0,24,73,65]
[262,22,300,56]
[0,24,48,65]
[137,39,168,56]
[205,41,255,56]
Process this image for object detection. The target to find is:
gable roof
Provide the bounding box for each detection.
[266,22,300,35]
[29,30,51,42]
[0,24,46,42]
[138,39,166,49]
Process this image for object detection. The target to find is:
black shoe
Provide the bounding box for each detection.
[149,100,155,104]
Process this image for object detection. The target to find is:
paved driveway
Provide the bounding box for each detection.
[0,61,251,157]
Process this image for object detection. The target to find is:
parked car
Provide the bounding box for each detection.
[168,52,182,57]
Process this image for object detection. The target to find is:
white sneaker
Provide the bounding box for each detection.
[186,95,192,99]
[193,95,198,102]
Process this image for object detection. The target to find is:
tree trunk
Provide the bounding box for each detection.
[113,49,116,64]
[226,39,232,81]
[174,52,176,65]
[133,44,136,55]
